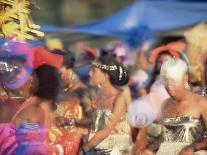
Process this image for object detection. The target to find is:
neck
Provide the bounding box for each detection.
[100,81,118,97]
[174,89,191,102]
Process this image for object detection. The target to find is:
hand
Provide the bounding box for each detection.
[78,150,84,155]
[178,146,194,155]
[142,149,156,155]
[134,148,143,155]
[0,90,8,102]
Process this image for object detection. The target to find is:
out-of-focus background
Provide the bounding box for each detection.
[32,0,134,25]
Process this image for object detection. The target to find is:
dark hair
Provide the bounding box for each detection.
[52,49,75,69]
[146,51,172,91]
[97,54,129,86]
[34,65,60,100]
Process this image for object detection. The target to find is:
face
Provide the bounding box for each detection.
[157,54,172,72]
[89,66,106,86]
[163,76,186,99]
[59,67,73,86]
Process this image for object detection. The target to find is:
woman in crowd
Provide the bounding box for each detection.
[143,58,207,155]
[134,41,186,154]
[184,24,207,97]
[79,54,133,154]
[13,64,60,155]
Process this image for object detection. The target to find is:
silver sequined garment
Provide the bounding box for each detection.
[157,116,207,155]
[89,109,133,155]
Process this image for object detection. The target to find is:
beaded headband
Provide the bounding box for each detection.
[92,62,117,71]
[92,62,127,81]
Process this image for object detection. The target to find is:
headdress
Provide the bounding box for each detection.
[33,46,63,69]
[0,0,44,40]
[184,23,207,53]
[92,62,128,81]
[0,39,33,89]
[160,58,188,86]
[184,24,207,83]
[92,62,117,71]
[149,41,185,67]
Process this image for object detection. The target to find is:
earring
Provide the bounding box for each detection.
[184,82,190,89]
[97,84,102,89]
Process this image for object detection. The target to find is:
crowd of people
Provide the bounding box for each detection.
[0,23,207,155]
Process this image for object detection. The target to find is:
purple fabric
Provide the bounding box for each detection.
[15,123,48,155]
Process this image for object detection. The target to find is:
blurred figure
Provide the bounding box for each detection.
[184,24,207,97]
[144,58,207,155]
[133,41,186,154]
[80,54,133,155]
[106,41,129,64]
[51,50,88,155]
[13,65,60,155]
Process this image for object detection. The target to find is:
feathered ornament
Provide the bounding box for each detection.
[184,24,207,84]
[0,0,44,40]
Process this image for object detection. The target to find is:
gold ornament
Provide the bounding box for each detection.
[0,0,44,40]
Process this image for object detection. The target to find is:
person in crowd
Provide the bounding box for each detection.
[133,41,186,154]
[143,58,207,155]
[0,41,67,155]
[184,24,207,97]
[79,54,133,155]
[12,64,60,155]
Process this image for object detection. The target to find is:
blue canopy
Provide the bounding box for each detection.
[40,0,207,48]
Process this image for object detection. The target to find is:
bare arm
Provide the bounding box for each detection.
[135,128,148,151]
[137,51,149,72]
[82,94,127,152]
[193,98,207,151]
[137,41,152,72]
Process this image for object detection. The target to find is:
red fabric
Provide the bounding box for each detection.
[149,41,186,67]
[55,130,81,155]
[81,45,98,57]
[33,46,64,69]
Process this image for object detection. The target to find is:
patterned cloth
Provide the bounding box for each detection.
[15,123,48,155]
[157,116,207,155]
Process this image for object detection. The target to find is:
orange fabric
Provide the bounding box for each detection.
[149,41,185,67]
[33,46,64,69]
[55,130,81,155]
[81,45,98,57]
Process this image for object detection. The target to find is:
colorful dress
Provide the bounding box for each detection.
[157,116,207,155]
[15,123,48,155]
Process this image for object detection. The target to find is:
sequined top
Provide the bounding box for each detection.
[162,116,206,143]
[89,109,133,154]
[91,109,131,134]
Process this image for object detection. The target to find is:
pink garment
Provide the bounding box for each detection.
[149,77,169,118]
[0,123,18,155]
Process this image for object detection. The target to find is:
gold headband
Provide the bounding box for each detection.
[92,62,117,71]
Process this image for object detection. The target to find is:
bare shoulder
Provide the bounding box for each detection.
[113,90,128,110]
[121,86,132,106]
[160,97,172,118]
[197,95,207,107]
